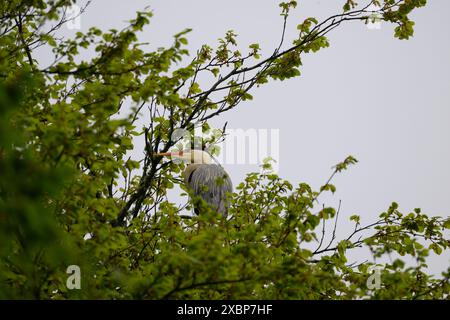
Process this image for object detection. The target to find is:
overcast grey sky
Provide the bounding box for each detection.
[40,0,450,276]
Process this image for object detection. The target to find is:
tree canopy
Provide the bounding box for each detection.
[0,0,449,299]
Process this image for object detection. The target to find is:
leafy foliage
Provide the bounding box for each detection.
[0,0,448,299]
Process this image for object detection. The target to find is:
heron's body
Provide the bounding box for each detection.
[184,163,232,216]
[157,149,233,216]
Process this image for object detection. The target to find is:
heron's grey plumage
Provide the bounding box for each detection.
[184,164,233,216]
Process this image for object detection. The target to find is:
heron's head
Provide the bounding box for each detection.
[155,149,213,165]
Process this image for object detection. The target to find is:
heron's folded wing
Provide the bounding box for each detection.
[188,164,232,215]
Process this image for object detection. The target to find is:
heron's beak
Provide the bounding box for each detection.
[155,152,172,157]
[155,151,184,157]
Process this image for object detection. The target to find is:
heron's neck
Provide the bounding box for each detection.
[194,151,212,164]
[200,156,212,164]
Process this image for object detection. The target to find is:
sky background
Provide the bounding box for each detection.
[38,0,450,276]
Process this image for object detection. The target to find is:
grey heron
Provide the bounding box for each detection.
[156,149,233,216]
